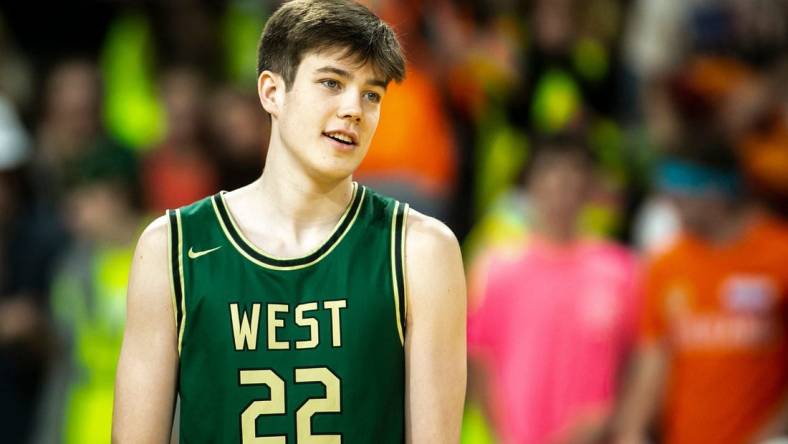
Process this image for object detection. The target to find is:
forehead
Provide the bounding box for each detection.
[296,47,386,83]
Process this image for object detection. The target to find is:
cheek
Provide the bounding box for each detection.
[363,111,381,138]
[282,102,317,139]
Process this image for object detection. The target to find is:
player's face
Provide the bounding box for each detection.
[275,48,388,181]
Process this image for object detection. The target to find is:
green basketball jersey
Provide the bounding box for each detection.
[167,183,409,443]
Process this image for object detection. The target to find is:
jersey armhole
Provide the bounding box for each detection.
[391,202,409,346]
[400,204,410,328]
[167,209,186,355]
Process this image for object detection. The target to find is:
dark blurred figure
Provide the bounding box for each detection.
[33,144,140,444]
[731,60,788,217]
[614,137,788,444]
[667,53,788,218]
[632,51,788,253]
[142,66,219,213]
[148,0,222,78]
[626,0,788,234]
[34,60,100,197]
[514,0,625,132]
[0,95,66,444]
[33,59,129,205]
[208,87,268,191]
[467,135,640,444]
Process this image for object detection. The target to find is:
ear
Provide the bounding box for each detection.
[258,71,284,118]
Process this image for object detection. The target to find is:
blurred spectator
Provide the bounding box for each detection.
[33,60,102,199]
[623,0,689,87]
[33,144,141,444]
[0,95,66,444]
[467,135,641,444]
[147,0,223,78]
[614,138,788,444]
[208,87,268,191]
[142,66,219,213]
[622,0,788,96]
[32,59,130,206]
[733,61,788,216]
[634,51,788,251]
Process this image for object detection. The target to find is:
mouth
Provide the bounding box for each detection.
[322,130,358,148]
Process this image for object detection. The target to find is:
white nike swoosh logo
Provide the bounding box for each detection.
[188,246,222,259]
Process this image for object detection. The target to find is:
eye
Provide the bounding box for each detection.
[321,79,340,90]
[364,91,381,104]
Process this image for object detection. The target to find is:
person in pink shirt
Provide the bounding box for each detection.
[468,134,641,444]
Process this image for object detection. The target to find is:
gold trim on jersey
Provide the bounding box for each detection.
[177,209,187,355]
[212,184,366,271]
[167,212,178,333]
[391,201,405,346]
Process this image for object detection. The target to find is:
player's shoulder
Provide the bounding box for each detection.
[403,208,466,310]
[405,208,461,260]
[134,214,170,256]
[175,193,219,219]
[134,195,219,255]
[125,215,173,307]
[357,184,401,216]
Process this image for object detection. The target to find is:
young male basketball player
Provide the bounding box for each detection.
[112,1,467,442]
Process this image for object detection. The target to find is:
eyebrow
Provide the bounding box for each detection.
[314,66,388,90]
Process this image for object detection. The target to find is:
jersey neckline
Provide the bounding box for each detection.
[211,182,366,270]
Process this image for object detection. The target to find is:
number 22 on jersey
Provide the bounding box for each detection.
[240,367,341,443]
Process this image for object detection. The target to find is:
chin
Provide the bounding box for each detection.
[323,148,368,178]
[307,158,361,183]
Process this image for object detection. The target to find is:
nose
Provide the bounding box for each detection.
[337,90,362,123]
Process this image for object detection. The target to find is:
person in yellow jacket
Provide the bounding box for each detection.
[33,144,141,444]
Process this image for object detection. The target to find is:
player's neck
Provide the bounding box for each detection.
[253,139,354,228]
[220,129,356,259]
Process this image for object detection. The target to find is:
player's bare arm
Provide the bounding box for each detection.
[112,216,178,443]
[404,209,467,443]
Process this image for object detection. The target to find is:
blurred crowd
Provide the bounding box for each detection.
[0,0,787,443]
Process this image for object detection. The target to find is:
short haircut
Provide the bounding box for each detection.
[257,0,406,90]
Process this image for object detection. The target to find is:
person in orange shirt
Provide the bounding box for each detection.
[613,143,788,444]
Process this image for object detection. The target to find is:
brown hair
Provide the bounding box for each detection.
[257,0,406,90]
